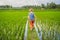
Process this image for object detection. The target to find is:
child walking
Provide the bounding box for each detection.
[28,8,35,31]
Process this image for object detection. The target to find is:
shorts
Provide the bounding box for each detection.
[30,20,34,29]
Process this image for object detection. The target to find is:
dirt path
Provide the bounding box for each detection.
[27,26,39,40]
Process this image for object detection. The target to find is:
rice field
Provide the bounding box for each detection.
[0,9,60,40]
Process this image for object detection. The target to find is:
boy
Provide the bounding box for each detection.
[28,8,35,30]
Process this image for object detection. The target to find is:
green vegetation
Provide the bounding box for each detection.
[0,9,27,40]
[0,9,60,40]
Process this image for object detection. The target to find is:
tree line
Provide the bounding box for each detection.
[0,2,60,9]
[22,2,60,9]
[0,5,12,9]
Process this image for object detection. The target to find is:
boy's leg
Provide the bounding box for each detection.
[32,20,34,27]
[30,20,34,30]
[32,20,34,29]
[30,21,33,30]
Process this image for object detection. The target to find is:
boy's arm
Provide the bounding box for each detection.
[28,16,29,20]
[34,14,36,20]
[28,13,30,20]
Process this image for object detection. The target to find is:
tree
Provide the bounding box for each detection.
[56,4,60,9]
[41,4,45,8]
[5,5,12,8]
[47,2,56,9]
[47,3,50,8]
[50,2,56,9]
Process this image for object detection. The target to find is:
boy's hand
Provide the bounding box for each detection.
[28,16,30,20]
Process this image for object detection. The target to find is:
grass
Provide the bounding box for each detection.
[0,9,27,40]
[35,9,60,33]
[0,9,60,40]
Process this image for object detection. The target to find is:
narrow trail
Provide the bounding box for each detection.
[24,19,42,40]
[27,25,39,40]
